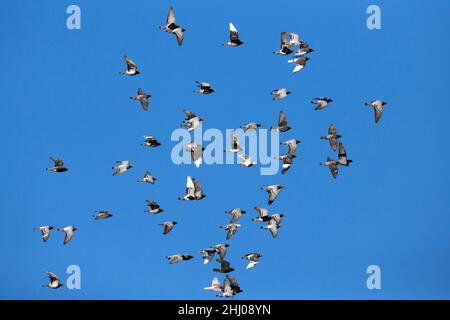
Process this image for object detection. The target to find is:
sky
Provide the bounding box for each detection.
[1,0,450,300]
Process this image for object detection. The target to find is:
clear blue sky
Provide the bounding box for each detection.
[1,0,450,299]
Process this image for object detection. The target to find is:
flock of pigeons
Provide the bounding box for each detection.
[36,6,388,295]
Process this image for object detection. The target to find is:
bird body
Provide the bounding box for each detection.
[159,221,178,235]
[138,171,157,184]
[320,124,341,151]
[311,97,333,110]
[130,88,151,111]
[93,211,113,220]
[194,81,214,94]
[43,272,63,289]
[120,55,140,75]
[271,88,291,101]
[270,111,291,132]
[112,160,133,176]
[261,185,285,205]
[57,226,77,245]
[34,226,54,242]
[320,157,339,179]
[166,254,193,264]
[220,224,241,240]
[145,200,164,214]
[178,176,206,200]
[224,22,243,46]
[365,100,387,123]
[225,208,247,223]
[46,157,68,172]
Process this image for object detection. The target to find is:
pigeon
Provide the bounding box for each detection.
[138,171,157,184]
[238,154,256,167]
[185,142,204,168]
[43,272,63,289]
[320,124,341,151]
[213,259,235,273]
[200,247,217,264]
[182,108,199,121]
[204,277,223,292]
[225,208,246,223]
[251,207,270,223]
[34,226,54,242]
[281,139,301,156]
[57,226,77,245]
[270,111,291,132]
[214,244,230,260]
[166,254,194,264]
[178,176,206,200]
[223,22,243,46]
[220,224,241,240]
[365,100,388,123]
[145,200,164,214]
[120,55,140,76]
[337,142,353,166]
[226,275,243,295]
[225,130,243,152]
[261,185,285,205]
[273,32,300,55]
[275,154,297,174]
[193,81,214,94]
[216,280,234,298]
[288,56,309,73]
[269,213,285,227]
[242,253,263,270]
[159,221,178,235]
[240,122,261,132]
[130,88,151,111]
[311,97,333,110]
[271,88,291,101]
[182,116,203,132]
[293,47,314,56]
[112,160,133,176]
[141,136,161,148]
[46,157,68,172]
[320,157,339,179]
[260,219,280,238]
[92,210,113,220]
[159,6,185,45]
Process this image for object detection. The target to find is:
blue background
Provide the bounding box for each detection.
[1,0,449,299]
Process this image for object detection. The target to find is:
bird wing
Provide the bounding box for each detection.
[374,105,383,123]
[50,157,63,167]
[255,207,268,217]
[193,179,203,198]
[330,163,338,179]
[229,22,239,41]
[163,223,174,235]
[139,96,149,111]
[330,137,338,151]
[182,109,196,119]
[338,142,347,158]
[63,228,73,244]
[47,272,59,285]
[173,28,184,45]
[167,6,175,24]
[278,111,288,127]
[124,55,137,71]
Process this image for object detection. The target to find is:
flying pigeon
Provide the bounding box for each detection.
[365,100,388,123]
[130,88,151,111]
[238,154,256,168]
[141,136,161,148]
[251,207,270,223]
[112,160,133,176]
[92,210,113,220]
[242,253,263,270]
[43,272,63,289]
[46,157,68,172]
[57,226,77,245]
[214,243,230,260]
[178,176,206,200]
[213,259,235,273]
[185,142,204,168]
[260,219,280,238]
[182,116,203,132]
[270,111,291,132]
[223,22,243,47]
[273,32,300,55]
[320,124,342,151]
[159,7,185,45]
[145,200,164,214]
[226,275,243,295]
[275,154,297,174]
[225,208,247,223]
[193,81,214,94]
[220,224,241,240]
[200,247,217,265]
[166,254,194,264]
[204,277,223,292]
[120,55,140,76]
[240,122,261,132]
[34,226,54,242]
[271,88,291,101]
[320,157,339,179]
[311,97,333,110]
[138,171,157,184]
[159,221,178,235]
[337,142,353,166]
[261,185,285,205]
[288,56,309,73]
[216,280,234,298]
[269,213,285,227]
[225,130,243,152]
[281,139,301,156]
